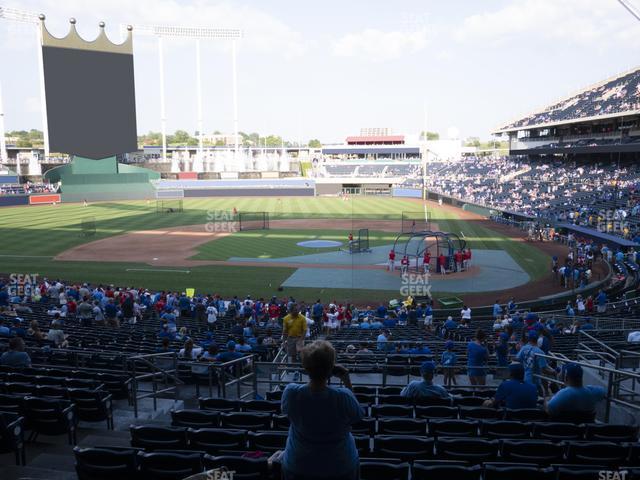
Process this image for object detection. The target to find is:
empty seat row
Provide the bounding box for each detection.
[131,426,286,453]
[0,367,130,399]
[1,378,103,393]
[75,447,272,480]
[0,397,77,444]
[199,397,281,413]
[130,426,640,466]
[359,459,639,480]
[174,409,638,442]
[75,445,640,480]
[365,436,640,466]
[0,391,113,429]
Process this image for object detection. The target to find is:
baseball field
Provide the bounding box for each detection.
[0,196,557,305]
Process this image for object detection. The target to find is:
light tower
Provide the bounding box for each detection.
[0,81,7,164]
[0,6,49,163]
[127,23,242,171]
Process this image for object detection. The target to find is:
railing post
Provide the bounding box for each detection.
[152,373,157,412]
[132,360,138,419]
[208,366,213,398]
[221,368,227,399]
[252,359,258,399]
[605,368,614,423]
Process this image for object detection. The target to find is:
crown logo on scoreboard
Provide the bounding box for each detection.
[39,15,133,55]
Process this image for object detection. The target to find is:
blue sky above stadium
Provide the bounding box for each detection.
[2,0,640,143]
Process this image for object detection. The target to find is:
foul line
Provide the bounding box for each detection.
[125,268,191,274]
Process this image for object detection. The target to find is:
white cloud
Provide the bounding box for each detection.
[454,0,640,49]
[332,28,429,62]
[6,0,307,58]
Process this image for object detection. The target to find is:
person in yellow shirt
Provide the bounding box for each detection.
[283,303,307,362]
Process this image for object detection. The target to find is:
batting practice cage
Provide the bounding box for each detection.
[80,217,96,236]
[239,212,270,231]
[401,211,430,233]
[393,230,466,272]
[156,199,184,213]
[345,228,371,254]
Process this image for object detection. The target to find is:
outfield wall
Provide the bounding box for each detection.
[154,178,316,198]
[183,187,314,197]
[0,195,29,207]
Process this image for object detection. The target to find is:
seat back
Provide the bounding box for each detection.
[199,397,238,412]
[187,428,247,453]
[171,409,219,428]
[129,425,188,450]
[500,439,565,464]
[137,451,203,480]
[220,412,271,430]
[74,446,138,480]
[247,431,287,452]
[360,460,410,480]
[412,463,481,480]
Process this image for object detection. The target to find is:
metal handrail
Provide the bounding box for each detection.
[533,352,640,422]
[128,351,184,418]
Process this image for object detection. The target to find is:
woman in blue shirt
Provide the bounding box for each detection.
[467,329,489,386]
[281,340,363,479]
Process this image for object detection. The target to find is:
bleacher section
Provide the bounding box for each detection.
[0,264,639,479]
[499,67,640,130]
[320,162,421,179]
[425,157,640,242]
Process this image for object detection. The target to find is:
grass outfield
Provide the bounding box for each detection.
[191,229,398,260]
[0,196,550,303]
[0,196,418,256]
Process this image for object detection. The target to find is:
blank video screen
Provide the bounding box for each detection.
[42,46,137,159]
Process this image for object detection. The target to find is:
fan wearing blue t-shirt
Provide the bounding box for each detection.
[281,340,363,480]
[516,331,549,388]
[546,363,606,421]
[401,361,451,400]
[484,363,538,409]
[467,329,489,385]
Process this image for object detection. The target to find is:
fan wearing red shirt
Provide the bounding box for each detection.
[423,250,431,273]
[67,298,77,315]
[388,249,396,271]
[268,303,280,322]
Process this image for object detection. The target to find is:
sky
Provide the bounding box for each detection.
[2,0,640,144]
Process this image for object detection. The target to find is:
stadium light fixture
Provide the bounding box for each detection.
[0,5,50,159]
[618,0,640,22]
[126,23,243,167]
